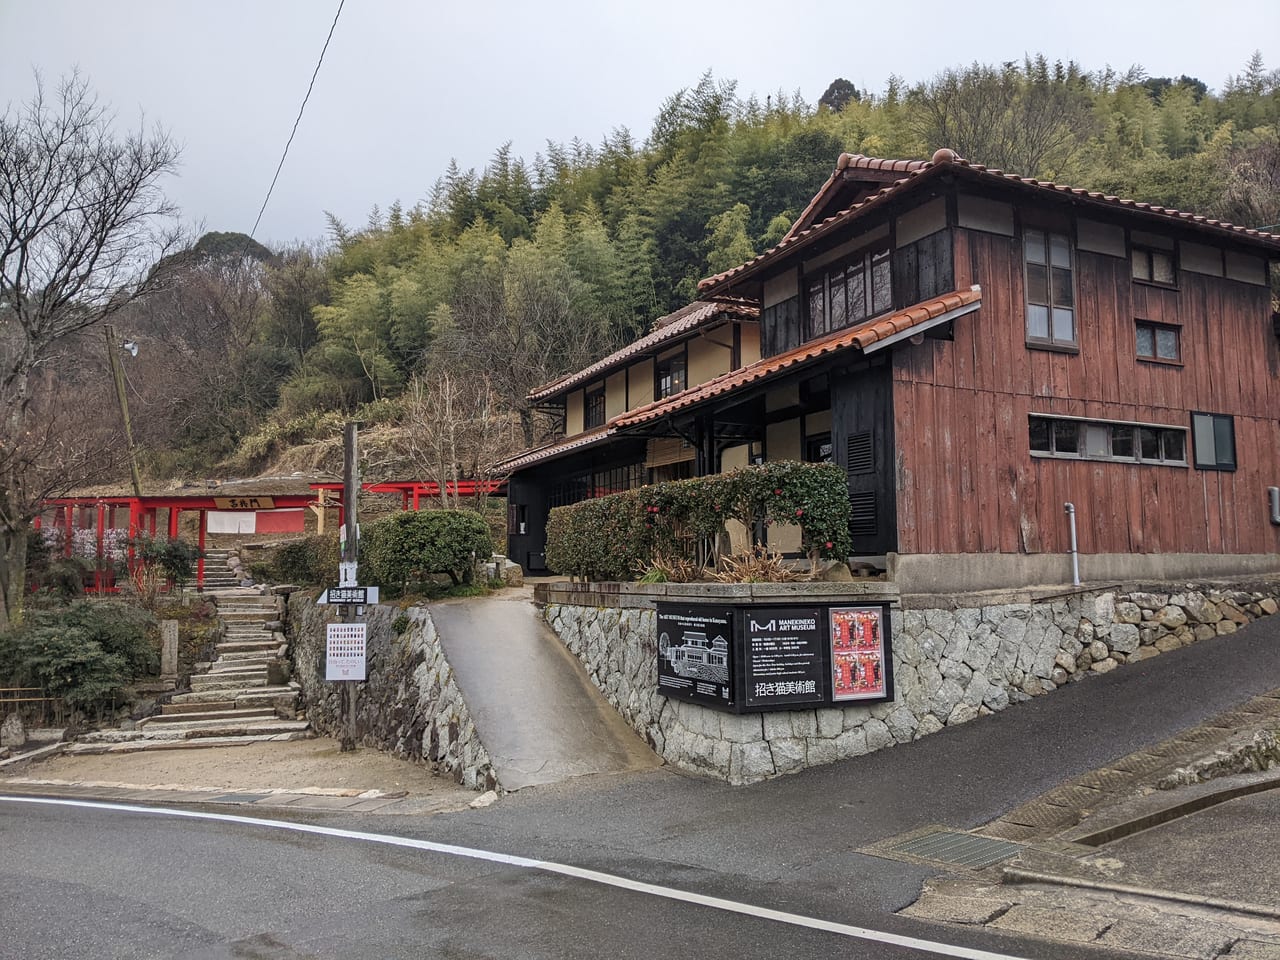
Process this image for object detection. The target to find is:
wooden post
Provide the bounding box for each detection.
[104,325,143,499]
[340,422,359,753]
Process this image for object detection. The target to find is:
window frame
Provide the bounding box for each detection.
[1135,319,1182,365]
[1029,414,1188,467]
[654,348,688,400]
[805,242,893,340]
[1131,243,1178,288]
[1023,228,1078,351]
[584,383,606,429]
[1190,412,1236,472]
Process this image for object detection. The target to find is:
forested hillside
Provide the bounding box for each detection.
[119,53,1280,483]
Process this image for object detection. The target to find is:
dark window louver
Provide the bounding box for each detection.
[847,433,874,475]
[849,491,877,537]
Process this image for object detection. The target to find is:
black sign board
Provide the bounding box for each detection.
[655,601,895,714]
[742,606,826,708]
[656,604,735,708]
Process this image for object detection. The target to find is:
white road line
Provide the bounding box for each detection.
[1,795,1028,960]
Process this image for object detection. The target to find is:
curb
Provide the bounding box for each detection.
[1001,866,1280,921]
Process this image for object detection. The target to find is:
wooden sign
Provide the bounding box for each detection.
[213,496,275,510]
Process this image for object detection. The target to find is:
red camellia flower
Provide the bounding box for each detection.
[825,541,833,549]
[773,488,782,495]
[795,508,803,516]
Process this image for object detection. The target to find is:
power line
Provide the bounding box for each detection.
[250,0,345,240]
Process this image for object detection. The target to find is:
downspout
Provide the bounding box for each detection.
[1269,487,1280,525]
[1064,502,1081,586]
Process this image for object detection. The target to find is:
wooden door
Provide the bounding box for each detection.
[832,362,897,556]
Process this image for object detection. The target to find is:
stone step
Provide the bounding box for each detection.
[216,642,279,660]
[161,699,237,715]
[234,689,301,711]
[65,730,313,755]
[171,684,298,706]
[80,719,308,743]
[216,649,280,662]
[189,675,269,692]
[139,708,276,727]
[218,611,275,622]
[209,658,275,672]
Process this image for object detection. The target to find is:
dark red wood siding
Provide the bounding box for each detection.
[893,225,1280,557]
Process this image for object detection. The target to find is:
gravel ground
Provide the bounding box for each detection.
[1,737,475,801]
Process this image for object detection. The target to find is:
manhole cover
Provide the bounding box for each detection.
[890,830,1024,869]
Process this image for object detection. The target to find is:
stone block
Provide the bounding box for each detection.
[806,738,843,767]
[864,717,893,751]
[1216,620,1238,635]
[1108,623,1140,655]
[1054,651,1076,672]
[762,712,793,741]
[1089,640,1110,661]
[1261,597,1279,615]
[939,657,972,682]
[770,737,806,775]
[815,708,843,739]
[0,713,25,748]
[1156,605,1187,628]
[1155,635,1184,652]
[962,623,999,673]
[1128,647,1159,662]
[884,707,918,743]
[1051,667,1069,685]
[916,714,945,738]
[732,741,776,783]
[947,702,979,726]
[930,678,965,719]
[1127,591,1168,611]
[1193,623,1217,642]
[917,628,946,662]
[1091,657,1118,674]
[833,726,869,757]
[719,713,763,744]
[984,683,1010,712]
[790,710,818,739]
[1113,602,1142,624]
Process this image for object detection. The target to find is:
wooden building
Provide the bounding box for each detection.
[503,149,1280,590]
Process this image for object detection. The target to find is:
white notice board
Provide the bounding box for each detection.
[326,622,367,681]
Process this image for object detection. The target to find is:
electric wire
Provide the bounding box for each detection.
[250,0,345,240]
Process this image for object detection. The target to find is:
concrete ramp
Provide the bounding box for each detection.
[429,593,661,791]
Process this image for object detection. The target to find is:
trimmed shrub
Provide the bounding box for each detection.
[270,535,341,586]
[362,510,495,589]
[545,461,852,581]
[0,600,157,715]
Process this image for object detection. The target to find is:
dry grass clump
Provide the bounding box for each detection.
[710,546,805,583]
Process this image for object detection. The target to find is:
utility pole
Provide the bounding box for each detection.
[104,324,143,498]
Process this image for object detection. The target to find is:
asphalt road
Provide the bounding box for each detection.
[4,610,1279,959]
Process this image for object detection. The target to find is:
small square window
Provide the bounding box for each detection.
[1136,321,1180,362]
[1132,245,1177,286]
[1192,412,1236,471]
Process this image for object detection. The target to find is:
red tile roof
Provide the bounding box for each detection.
[701,148,1280,297]
[494,426,614,473]
[784,153,930,242]
[613,288,982,429]
[526,299,759,403]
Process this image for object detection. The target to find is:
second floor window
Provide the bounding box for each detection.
[807,247,892,339]
[1024,229,1076,348]
[655,352,687,399]
[1132,244,1176,285]
[1136,320,1181,362]
[584,386,606,429]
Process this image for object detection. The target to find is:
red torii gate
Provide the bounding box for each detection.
[309,479,507,515]
[37,492,325,592]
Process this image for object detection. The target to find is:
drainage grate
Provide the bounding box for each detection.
[890,830,1025,869]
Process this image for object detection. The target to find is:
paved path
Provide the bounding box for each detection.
[429,592,661,790]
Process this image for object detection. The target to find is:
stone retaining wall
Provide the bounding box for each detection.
[287,595,495,790]
[542,579,1280,785]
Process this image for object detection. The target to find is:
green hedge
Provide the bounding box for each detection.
[362,510,494,588]
[0,600,157,715]
[270,535,341,586]
[545,461,852,581]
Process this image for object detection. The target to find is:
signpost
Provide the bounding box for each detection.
[656,605,735,708]
[742,606,825,709]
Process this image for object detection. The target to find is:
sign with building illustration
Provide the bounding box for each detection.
[656,601,894,713]
[656,604,735,708]
[742,606,825,708]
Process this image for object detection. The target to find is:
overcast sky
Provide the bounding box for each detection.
[3,0,1275,248]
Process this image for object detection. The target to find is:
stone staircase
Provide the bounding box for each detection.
[70,591,310,754]
[199,548,242,590]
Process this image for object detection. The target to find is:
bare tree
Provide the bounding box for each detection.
[0,72,181,627]
[399,370,520,510]
[908,59,1096,178]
